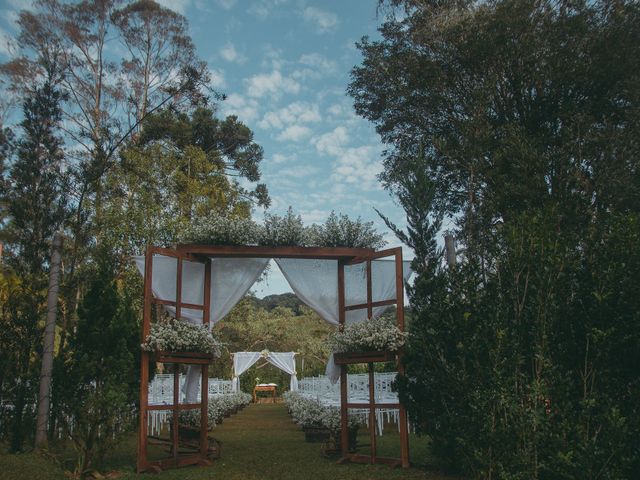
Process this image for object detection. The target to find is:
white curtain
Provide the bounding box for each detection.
[232,352,262,392]
[274,258,339,325]
[325,260,414,383]
[133,255,270,402]
[266,352,298,391]
[133,255,269,324]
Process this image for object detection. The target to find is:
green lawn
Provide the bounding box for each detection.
[1,404,460,479]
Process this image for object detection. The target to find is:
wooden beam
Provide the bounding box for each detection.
[175,244,374,259]
[344,299,396,311]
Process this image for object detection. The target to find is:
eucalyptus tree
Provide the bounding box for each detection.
[1,0,212,268]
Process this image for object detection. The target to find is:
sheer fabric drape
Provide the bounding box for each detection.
[274,259,339,325]
[133,255,270,401]
[266,352,298,391]
[232,352,262,392]
[231,351,298,392]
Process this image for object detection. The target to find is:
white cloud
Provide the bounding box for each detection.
[299,53,337,73]
[248,0,288,19]
[276,125,312,142]
[302,6,339,33]
[221,93,260,123]
[214,0,237,9]
[332,145,382,187]
[312,126,383,191]
[292,53,338,80]
[299,209,330,224]
[156,0,191,14]
[272,153,296,164]
[313,126,349,156]
[245,70,300,99]
[281,165,320,178]
[208,67,226,89]
[257,101,321,130]
[219,42,245,63]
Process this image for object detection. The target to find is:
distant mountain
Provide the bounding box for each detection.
[249,293,305,315]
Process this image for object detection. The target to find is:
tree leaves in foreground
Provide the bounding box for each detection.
[352,1,640,478]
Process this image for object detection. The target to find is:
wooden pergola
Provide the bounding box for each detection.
[137,244,410,473]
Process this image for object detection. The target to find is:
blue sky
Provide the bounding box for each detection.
[0,0,413,297]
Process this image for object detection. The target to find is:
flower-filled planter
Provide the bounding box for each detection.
[328,317,407,363]
[303,425,331,443]
[141,318,223,361]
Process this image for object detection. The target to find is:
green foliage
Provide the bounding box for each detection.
[178,213,262,246]
[179,209,388,250]
[2,72,68,273]
[53,251,140,478]
[261,207,306,246]
[0,69,68,451]
[353,1,640,478]
[305,211,386,249]
[211,298,333,385]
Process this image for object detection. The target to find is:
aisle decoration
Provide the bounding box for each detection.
[173,392,252,430]
[283,392,361,446]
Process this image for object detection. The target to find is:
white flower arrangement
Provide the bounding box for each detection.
[177,209,387,250]
[141,318,223,357]
[260,207,306,246]
[283,392,361,431]
[178,213,263,246]
[173,392,252,429]
[327,317,408,353]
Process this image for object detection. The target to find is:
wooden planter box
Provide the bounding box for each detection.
[153,351,214,365]
[164,424,221,459]
[333,350,396,365]
[332,426,359,453]
[303,426,331,443]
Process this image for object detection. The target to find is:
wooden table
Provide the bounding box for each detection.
[253,384,277,403]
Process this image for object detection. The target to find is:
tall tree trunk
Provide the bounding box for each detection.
[35,231,64,448]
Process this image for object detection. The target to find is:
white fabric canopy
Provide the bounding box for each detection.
[231,351,298,392]
[134,253,412,395]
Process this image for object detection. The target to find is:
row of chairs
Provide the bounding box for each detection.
[298,373,401,436]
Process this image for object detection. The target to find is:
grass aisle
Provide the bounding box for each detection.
[1,403,458,479]
[122,403,452,480]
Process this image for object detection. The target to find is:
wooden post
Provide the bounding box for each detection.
[395,248,410,467]
[368,362,377,463]
[444,234,456,268]
[35,231,64,448]
[338,260,349,460]
[137,247,153,473]
[200,259,211,459]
